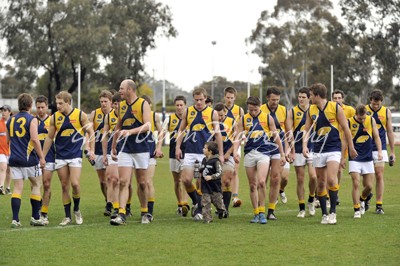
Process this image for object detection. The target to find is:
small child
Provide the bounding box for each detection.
[200,142,227,223]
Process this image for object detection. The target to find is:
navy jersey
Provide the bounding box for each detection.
[168,113,185,159]
[37,115,56,163]
[261,104,287,149]
[366,105,388,151]
[291,105,313,153]
[243,112,277,155]
[220,116,234,155]
[348,116,373,162]
[148,111,156,158]
[54,108,84,159]
[184,106,214,154]
[7,112,39,167]
[105,109,119,154]
[119,98,149,154]
[308,101,341,153]
[225,104,241,122]
[93,108,107,156]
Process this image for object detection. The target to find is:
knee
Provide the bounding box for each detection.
[249,183,257,193]
[138,181,147,191]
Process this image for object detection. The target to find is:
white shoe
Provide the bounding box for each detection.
[314,199,320,208]
[280,192,287,204]
[321,214,329,224]
[40,215,49,225]
[59,217,72,226]
[74,210,83,225]
[308,202,316,216]
[30,217,46,226]
[328,213,337,225]
[354,211,361,219]
[11,220,21,228]
[360,201,365,215]
[141,213,153,224]
[297,210,306,218]
[326,200,331,209]
[193,213,203,221]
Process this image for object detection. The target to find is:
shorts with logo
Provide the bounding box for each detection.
[55,158,82,169]
[11,165,42,180]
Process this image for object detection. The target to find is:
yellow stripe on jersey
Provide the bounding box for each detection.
[260,104,287,132]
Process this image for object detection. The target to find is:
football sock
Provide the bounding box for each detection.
[299,200,305,211]
[353,203,360,212]
[308,194,315,203]
[41,205,49,216]
[186,185,198,205]
[72,194,80,212]
[141,207,149,216]
[11,193,22,221]
[318,190,328,215]
[30,194,41,219]
[64,202,72,219]
[328,185,339,213]
[222,190,232,210]
[148,198,155,215]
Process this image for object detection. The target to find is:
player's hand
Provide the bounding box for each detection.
[111,148,118,161]
[119,129,131,138]
[378,152,383,161]
[390,153,396,163]
[349,147,358,160]
[219,155,224,164]
[223,153,230,162]
[303,147,310,158]
[233,153,240,164]
[103,155,108,167]
[280,154,286,166]
[39,158,46,169]
[205,175,212,181]
[155,149,164,159]
[89,151,96,161]
[340,158,346,169]
[175,148,182,161]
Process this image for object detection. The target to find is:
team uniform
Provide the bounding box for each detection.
[182,106,214,167]
[7,112,42,225]
[220,116,235,171]
[117,98,150,169]
[261,104,289,169]
[92,108,108,169]
[0,118,9,163]
[292,105,313,166]
[105,109,119,165]
[38,115,56,171]
[366,105,389,163]
[148,111,157,166]
[168,113,185,173]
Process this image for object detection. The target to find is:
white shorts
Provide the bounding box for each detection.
[94,155,106,170]
[55,158,82,169]
[293,153,313,167]
[118,152,149,169]
[349,161,375,175]
[44,162,56,172]
[149,158,157,166]
[244,150,270,168]
[373,150,389,163]
[182,153,205,169]
[10,165,42,180]
[170,159,183,173]
[0,154,8,163]
[270,153,282,160]
[222,156,235,172]
[312,151,341,168]
[107,154,118,166]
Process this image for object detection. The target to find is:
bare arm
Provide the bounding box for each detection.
[42,115,56,159]
[175,108,188,160]
[372,117,383,160]
[337,106,357,159]
[30,118,45,168]
[386,109,395,162]
[269,115,286,166]
[302,111,313,158]
[102,114,110,165]
[154,113,164,158]
[81,112,95,160]
[233,116,244,163]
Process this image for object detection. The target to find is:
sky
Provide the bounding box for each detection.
[144,0,277,91]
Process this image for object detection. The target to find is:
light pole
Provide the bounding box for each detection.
[211,40,216,101]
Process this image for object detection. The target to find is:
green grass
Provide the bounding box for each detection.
[1,147,400,265]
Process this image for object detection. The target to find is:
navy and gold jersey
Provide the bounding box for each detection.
[105,109,118,154]
[366,105,387,151]
[93,108,106,155]
[348,116,373,162]
[37,115,55,163]
[54,108,84,159]
[260,104,287,147]
[225,104,241,122]
[148,111,157,158]
[220,116,235,155]
[342,104,356,119]
[168,113,185,159]
[308,101,341,153]
[119,98,149,154]
[243,112,278,155]
[291,105,313,153]
[7,112,39,167]
[184,106,214,154]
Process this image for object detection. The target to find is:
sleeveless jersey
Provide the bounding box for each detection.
[308,101,341,153]
[119,98,149,154]
[148,111,156,158]
[105,109,119,154]
[348,116,373,162]
[184,105,214,154]
[291,105,313,153]
[243,112,277,155]
[225,104,241,122]
[37,115,55,163]
[220,116,235,155]
[168,113,185,159]
[7,112,39,167]
[54,108,84,159]
[366,105,387,151]
[342,104,356,119]
[260,104,287,148]
[0,118,9,156]
[93,108,108,155]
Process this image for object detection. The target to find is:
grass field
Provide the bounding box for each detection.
[1,147,399,265]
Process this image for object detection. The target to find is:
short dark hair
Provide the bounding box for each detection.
[224,86,237,96]
[214,102,225,111]
[18,93,33,111]
[112,93,121,103]
[369,89,383,102]
[35,95,48,105]
[246,96,261,106]
[332,89,345,98]
[356,105,367,116]
[298,87,310,98]
[205,95,214,104]
[174,95,187,104]
[205,141,219,155]
[309,83,327,99]
[266,86,281,97]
